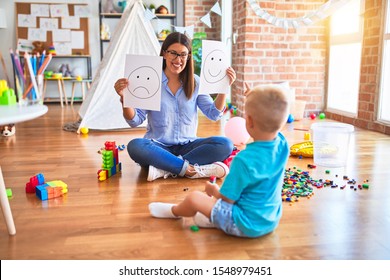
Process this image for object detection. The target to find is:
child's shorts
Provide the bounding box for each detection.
[210,199,248,238]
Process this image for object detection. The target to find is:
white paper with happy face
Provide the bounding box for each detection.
[199,40,230,95]
[124,54,163,111]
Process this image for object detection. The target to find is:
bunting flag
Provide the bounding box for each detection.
[174,25,195,39]
[200,13,212,28]
[144,9,156,21]
[174,26,186,33]
[211,2,222,16]
[144,1,221,38]
[185,25,195,39]
[247,0,353,30]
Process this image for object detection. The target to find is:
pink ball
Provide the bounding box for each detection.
[224,117,250,145]
[310,113,316,120]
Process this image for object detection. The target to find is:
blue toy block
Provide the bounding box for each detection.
[37,173,45,185]
[36,184,49,200]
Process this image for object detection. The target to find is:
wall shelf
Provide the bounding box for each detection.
[99,0,178,59]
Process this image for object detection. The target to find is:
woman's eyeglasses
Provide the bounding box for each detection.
[165,50,190,60]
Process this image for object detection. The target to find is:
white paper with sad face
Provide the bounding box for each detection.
[199,40,230,95]
[124,54,163,111]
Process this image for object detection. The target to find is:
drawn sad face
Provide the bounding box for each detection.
[127,66,160,99]
[203,50,227,84]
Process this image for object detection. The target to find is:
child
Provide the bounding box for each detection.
[149,84,290,238]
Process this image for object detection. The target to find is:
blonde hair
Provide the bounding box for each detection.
[245,85,289,133]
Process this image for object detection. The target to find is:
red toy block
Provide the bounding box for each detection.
[105,141,116,151]
[26,173,45,193]
[26,182,35,193]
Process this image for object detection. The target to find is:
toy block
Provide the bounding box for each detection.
[37,173,45,184]
[113,148,119,163]
[47,180,67,187]
[97,141,122,181]
[29,173,45,187]
[52,187,63,198]
[0,88,17,105]
[27,173,68,200]
[110,165,117,176]
[105,141,116,150]
[36,184,49,200]
[26,173,45,193]
[0,80,8,93]
[0,80,17,105]
[113,156,118,166]
[30,176,39,187]
[26,182,35,193]
[6,188,12,197]
[47,180,68,194]
[36,182,67,201]
[97,169,108,181]
[47,187,54,199]
[102,150,114,168]
[47,187,63,199]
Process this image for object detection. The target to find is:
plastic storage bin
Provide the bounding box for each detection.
[292,100,306,120]
[311,122,354,167]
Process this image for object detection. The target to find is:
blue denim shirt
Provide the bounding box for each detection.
[125,72,224,146]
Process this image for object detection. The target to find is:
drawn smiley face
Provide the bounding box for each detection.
[127,66,160,99]
[203,49,227,84]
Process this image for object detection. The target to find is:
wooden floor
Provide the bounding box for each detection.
[1,103,390,260]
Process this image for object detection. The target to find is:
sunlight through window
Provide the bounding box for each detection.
[327,0,364,116]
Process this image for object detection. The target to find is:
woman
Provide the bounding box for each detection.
[114,32,236,181]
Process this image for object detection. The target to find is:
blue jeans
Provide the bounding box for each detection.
[127,137,233,177]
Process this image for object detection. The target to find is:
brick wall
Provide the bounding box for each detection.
[231,0,327,116]
[326,0,390,135]
[184,0,389,135]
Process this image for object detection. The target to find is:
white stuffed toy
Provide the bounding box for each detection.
[1,124,16,137]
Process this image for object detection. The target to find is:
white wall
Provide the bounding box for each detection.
[0,0,100,99]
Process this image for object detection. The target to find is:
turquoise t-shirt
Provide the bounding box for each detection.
[219,132,289,237]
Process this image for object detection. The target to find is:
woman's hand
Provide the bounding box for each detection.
[226,67,236,86]
[114,78,136,120]
[114,78,128,104]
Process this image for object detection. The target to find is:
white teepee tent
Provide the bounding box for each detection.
[77,0,160,132]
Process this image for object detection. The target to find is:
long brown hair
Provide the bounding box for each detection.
[160,32,195,99]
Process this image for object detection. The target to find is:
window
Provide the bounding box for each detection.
[378,1,390,122]
[326,0,364,116]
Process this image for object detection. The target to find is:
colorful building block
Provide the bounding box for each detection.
[97,141,122,181]
[25,173,45,193]
[36,184,49,200]
[0,80,17,105]
[6,188,12,197]
[36,180,67,201]
[25,173,67,200]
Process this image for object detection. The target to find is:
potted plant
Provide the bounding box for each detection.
[149,4,156,13]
